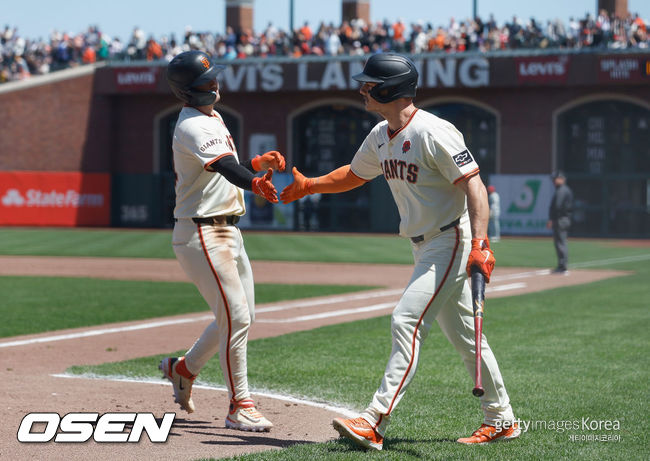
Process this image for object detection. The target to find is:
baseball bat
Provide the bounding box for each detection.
[471,268,485,397]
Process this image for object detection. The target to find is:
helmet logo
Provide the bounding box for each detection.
[402,140,411,153]
[200,57,210,69]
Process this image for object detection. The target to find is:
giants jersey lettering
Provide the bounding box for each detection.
[351,109,479,238]
[172,106,245,218]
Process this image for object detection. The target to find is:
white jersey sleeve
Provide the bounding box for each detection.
[350,123,385,180]
[190,116,237,169]
[425,122,479,185]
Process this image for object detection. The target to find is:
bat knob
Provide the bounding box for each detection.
[472,387,484,397]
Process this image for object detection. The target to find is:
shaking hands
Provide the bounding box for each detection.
[279,167,313,204]
[251,160,315,205]
[250,151,286,203]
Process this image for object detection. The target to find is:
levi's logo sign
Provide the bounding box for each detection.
[114,67,158,90]
[117,71,156,85]
[515,56,570,83]
[452,150,474,168]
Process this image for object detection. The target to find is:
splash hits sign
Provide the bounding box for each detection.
[0,171,111,226]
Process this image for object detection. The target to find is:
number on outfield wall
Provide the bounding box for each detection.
[121,205,149,223]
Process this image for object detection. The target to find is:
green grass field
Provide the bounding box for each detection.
[0,277,375,337]
[0,226,646,267]
[71,270,649,460]
[3,228,650,460]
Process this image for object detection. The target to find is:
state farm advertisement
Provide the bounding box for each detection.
[515,55,570,84]
[0,172,110,226]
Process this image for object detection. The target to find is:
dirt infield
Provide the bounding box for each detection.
[0,256,626,460]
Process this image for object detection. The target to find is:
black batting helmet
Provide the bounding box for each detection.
[352,53,418,103]
[166,51,225,106]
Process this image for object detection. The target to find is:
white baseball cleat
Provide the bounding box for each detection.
[225,398,273,432]
[159,357,196,413]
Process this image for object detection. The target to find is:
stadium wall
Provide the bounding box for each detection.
[0,51,648,236]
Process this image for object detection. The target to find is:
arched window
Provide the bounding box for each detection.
[422,101,498,181]
[555,98,650,237]
[557,99,650,174]
[290,102,396,232]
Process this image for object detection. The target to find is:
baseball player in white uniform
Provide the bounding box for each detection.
[160,50,285,432]
[281,53,520,450]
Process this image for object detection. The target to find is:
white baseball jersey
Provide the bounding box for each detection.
[349,108,516,436]
[172,106,245,218]
[351,109,479,238]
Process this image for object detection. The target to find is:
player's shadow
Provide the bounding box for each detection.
[165,418,219,437]
[329,436,457,456]
[200,432,316,449]
[166,418,315,448]
[387,437,459,444]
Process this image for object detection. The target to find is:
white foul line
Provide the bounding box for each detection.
[490,269,551,281]
[257,302,396,323]
[0,290,404,348]
[487,282,527,293]
[6,250,641,348]
[51,372,358,418]
[0,315,213,349]
[256,288,403,313]
[0,282,529,345]
[257,283,527,323]
[569,253,650,268]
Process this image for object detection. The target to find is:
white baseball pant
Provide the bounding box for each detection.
[361,215,515,436]
[172,218,254,402]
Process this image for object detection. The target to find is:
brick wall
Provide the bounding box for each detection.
[0,74,100,171]
[1,59,648,176]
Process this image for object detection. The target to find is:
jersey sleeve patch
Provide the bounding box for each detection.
[452,149,474,168]
[428,121,479,185]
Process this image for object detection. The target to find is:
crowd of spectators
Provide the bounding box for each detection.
[1,10,648,83]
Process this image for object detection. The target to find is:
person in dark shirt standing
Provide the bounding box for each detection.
[547,171,573,274]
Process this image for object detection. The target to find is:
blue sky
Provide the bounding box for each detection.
[5,0,650,42]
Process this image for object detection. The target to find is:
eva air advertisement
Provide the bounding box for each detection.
[490,174,555,235]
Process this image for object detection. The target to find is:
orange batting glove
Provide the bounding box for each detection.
[466,238,495,282]
[280,167,315,204]
[251,168,278,203]
[251,151,286,172]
